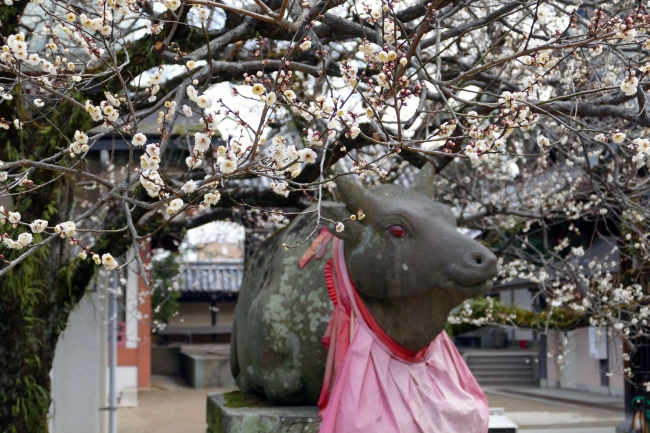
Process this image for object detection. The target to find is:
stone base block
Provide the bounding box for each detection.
[207,391,321,433]
[616,420,632,433]
[180,349,235,389]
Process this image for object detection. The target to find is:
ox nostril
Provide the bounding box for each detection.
[447,250,498,286]
[468,251,489,268]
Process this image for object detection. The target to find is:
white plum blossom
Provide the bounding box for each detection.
[186,156,202,169]
[187,85,199,102]
[181,180,197,194]
[2,237,22,250]
[167,198,184,215]
[536,5,551,22]
[350,124,361,139]
[336,222,345,232]
[376,73,390,88]
[612,132,626,143]
[220,159,237,174]
[286,145,298,161]
[252,84,265,96]
[132,133,147,146]
[8,212,20,224]
[634,138,650,154]
[30,220,48,233]
[194,133,211,153]
[594,133,608,143]
[74,130,89,144]
[590,45,603,56]
[102,253,118,270]
[620,75,639,96]
[466,111,479,124]
[17,233,33,246]
[54,221,76,238]
[140,144,161,171]
[146,22,164,35]
[139,170,165,197]
[339,62,359,86]
[298,149,317,164]
[204,192,221,205]
[505,162,520,178]
[272,181,289,197]
[617,28,637,43]
[165,0,181,11]
[270,141,286,164]
[537,135,550,147]
[197,8,210,22]
[90,106,103,121]
[196,95,211,109]
[266,92,277,106]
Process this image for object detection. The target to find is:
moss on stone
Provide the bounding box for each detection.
[223,391,272,408]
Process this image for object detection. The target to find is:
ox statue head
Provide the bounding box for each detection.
[321,162,498,352]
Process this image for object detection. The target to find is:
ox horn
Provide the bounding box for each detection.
[411,161,437,198]
[334,161,377,215]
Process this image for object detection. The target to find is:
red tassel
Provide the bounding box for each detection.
[324,259,338,307]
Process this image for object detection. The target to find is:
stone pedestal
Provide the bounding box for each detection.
[616,420,632,433]
[207,392,321,433]
[180,345,235,388]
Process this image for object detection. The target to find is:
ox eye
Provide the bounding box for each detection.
[388,225,407,238]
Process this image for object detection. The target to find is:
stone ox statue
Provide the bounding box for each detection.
[230,163,498,405]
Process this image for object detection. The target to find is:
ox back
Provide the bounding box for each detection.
[231,208,335,405]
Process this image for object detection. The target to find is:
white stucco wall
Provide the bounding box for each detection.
[125,250,139,349]
[544,328,624,396]
[108,366,138,397]
[50,287,107,433]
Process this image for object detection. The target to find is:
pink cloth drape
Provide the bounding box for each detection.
[318,238,489,433]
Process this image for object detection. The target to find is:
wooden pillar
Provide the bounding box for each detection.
[617,235,650,432]
[539,333,547,384]
[137,241,151,388]
[211,295,218,343]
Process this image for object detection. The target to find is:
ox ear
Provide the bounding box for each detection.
[410,162,436,198]
[320,201,364,244]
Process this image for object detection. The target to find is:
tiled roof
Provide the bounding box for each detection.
[181,260,244,293]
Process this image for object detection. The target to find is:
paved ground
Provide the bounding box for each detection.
[118,378,625,433]
[520,429,616,433]
[486,388,623,433]
[117,376,235,433]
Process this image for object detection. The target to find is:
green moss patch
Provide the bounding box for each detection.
[223,391,272,408]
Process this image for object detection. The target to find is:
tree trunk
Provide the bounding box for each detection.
[0,4,116,424]
[0,197,137,432]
